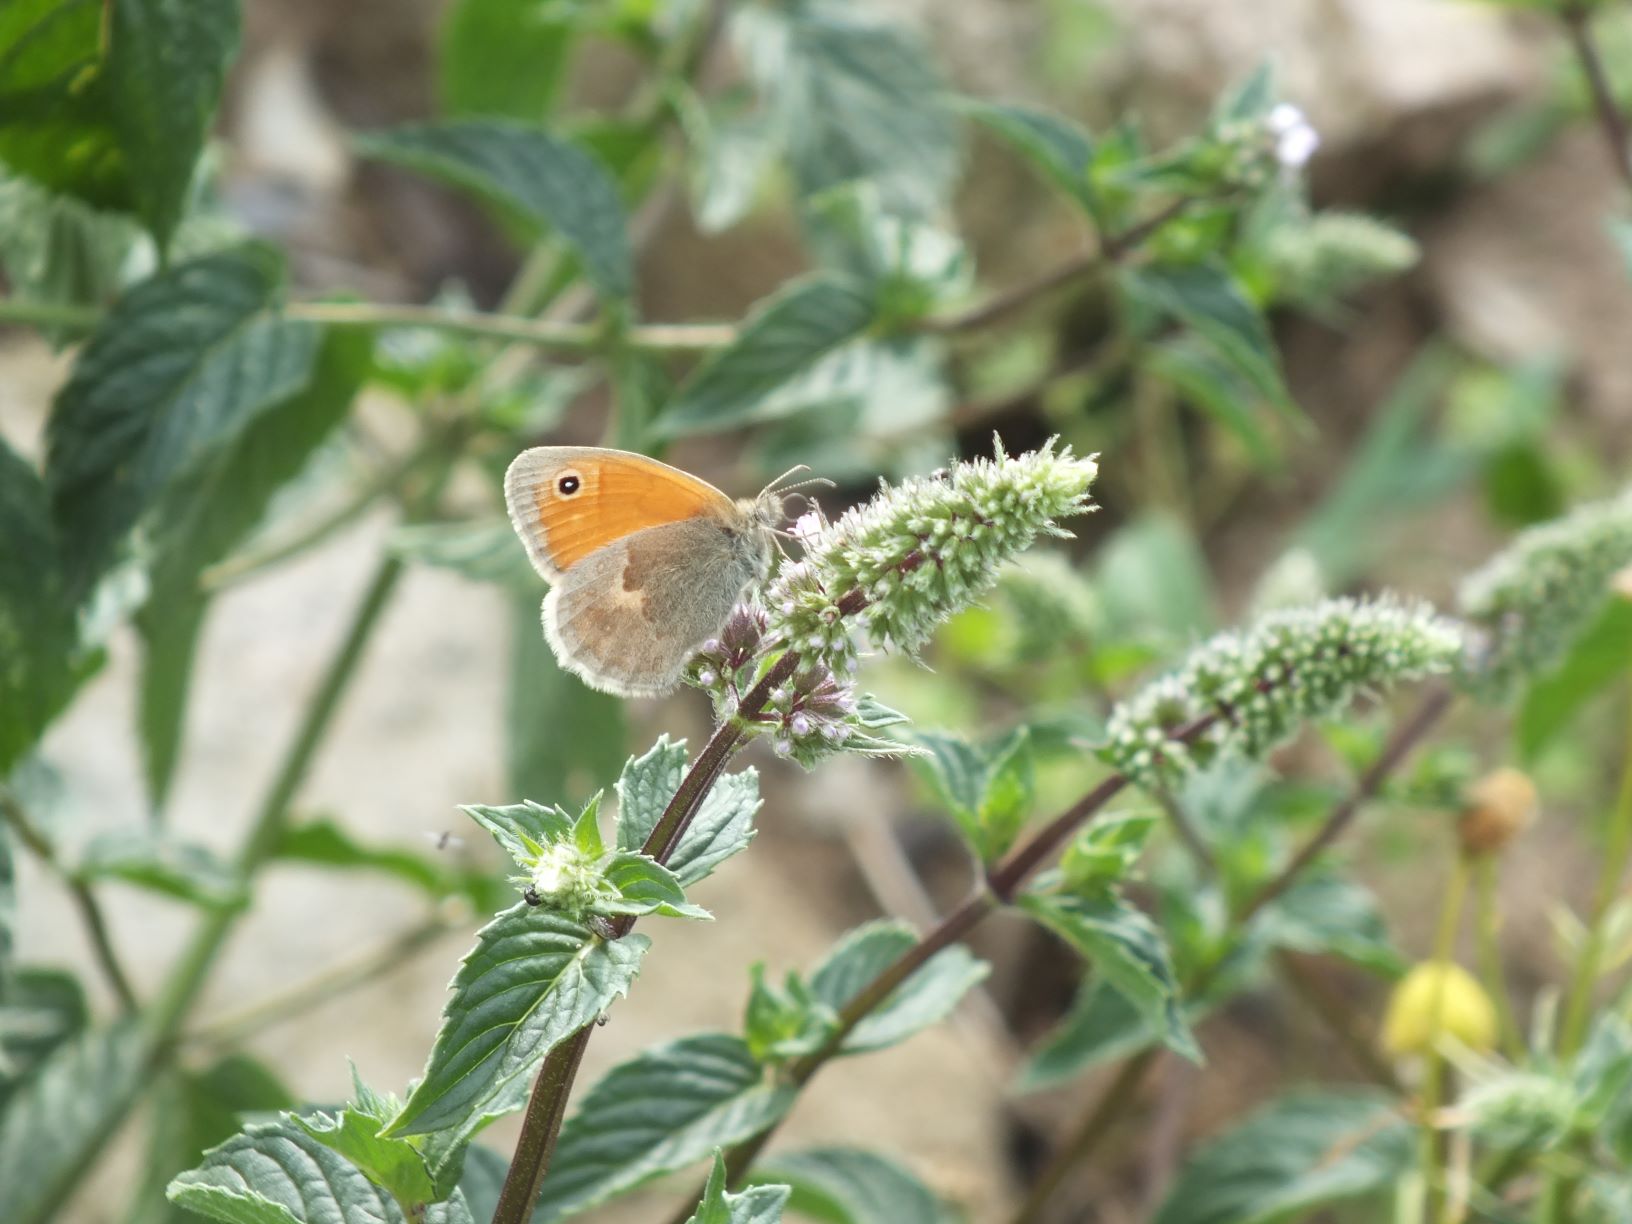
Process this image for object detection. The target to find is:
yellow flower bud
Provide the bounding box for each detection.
[1382,961,1497,1057]
[1457,767,1538,857]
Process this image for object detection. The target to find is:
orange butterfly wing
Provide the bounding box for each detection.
[504,447,735,578]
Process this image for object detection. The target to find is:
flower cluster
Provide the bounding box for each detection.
[1457,485,1632,697]
[765,437,1099,671]
[1103,596,1465,789]
[524,840,605,915]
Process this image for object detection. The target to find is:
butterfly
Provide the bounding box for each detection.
[504,447,814,697]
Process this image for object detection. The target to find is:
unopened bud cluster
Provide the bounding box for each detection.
[525,841,604,917]
[1457,485,1632,697]
[1103,596,1464,788]
[765,438,1099,672]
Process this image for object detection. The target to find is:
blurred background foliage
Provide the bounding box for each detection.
[2,0,1632,1221]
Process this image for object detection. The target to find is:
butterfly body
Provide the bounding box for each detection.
[504,446,778,696]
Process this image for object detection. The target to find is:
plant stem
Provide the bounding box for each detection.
[1471,855,1525,1062]
[1561,3,1632,192]
[1422,855,1471,1224]
[1557,671,1632,1057]
[0,787,139,1014]
[490,652,803,1224]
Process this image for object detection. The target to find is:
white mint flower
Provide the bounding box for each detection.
[1267,102,1319,169]
[1458,485,1632,697]
[1103,596,1464,788]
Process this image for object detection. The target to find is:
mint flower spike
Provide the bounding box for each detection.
[1103,596,1465,789]
[1457,485,1632,698]
[766,437,1100,673]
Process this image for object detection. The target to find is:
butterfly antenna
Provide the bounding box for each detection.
[761,464,836,497]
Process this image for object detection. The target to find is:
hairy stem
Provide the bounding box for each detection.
[0,787,139,1014]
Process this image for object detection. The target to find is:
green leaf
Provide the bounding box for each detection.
[274,819,449,896]
[654,275,877,438]
[1152,1089,1412,1224]
[534,1033,797,1222]
[71,829,241,908]
[1144,334,1279,465]
[386,905,647,1139]
[0,1023,145,1224]
[357,121,631,300]
[1016,893,1199,1063]
[0,968,88,1102]
[688,1151,791,1224]
[0,2,128,212]
[451,1144,507,1224]
[508,596,628,810]
[964,100,1095,215]
[602,853,710,920]
[735,3,959,218]
[45,245,316,596]
[1121,260,1292,413]
[292,1106,436,1209]
[168,1117,474,1224]
[1518,598,1632,761]
[909,727,1034,861]
[391,519,536,590]
[104,0,239,250]
[1058,811,1159,894]
[615,738,760,885]
[0,438,84,773]
[689,112,778,233]
[462,799,572,869]
[808,921,989,1055]
[753,1147,950,1224]
[1256,873,1404,976]
[0,824,11,991]
[0,173,142,320]
[136,325,372,807]
[1018,979,1163,1091]
[130,1054,294,1224]
[439,0,575,121]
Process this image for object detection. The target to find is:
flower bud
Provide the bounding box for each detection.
[1458,767,1537,857]
[1382,961,1497,1058]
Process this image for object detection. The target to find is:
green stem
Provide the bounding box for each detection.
[0,788,139,1014]
[1561,3,1632,192]
[1421,856,1470,1224]
[1557,673,1632,1057]
[1472,855,1525,1062]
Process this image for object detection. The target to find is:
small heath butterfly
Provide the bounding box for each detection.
[504,446,795,697]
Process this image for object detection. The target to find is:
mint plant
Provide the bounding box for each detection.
[3,1,1632,1223]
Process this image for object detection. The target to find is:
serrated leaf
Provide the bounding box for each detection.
[602,853,710,920]
[808,921,989,1055]
[168,1117,475,1224]
[387,905,647,1138]
[1255,873,1403,976]
[129,1055,294,1224]
[654,275,878,438]
[274,819,449,896]
[461,800,573,868]
[1017,893,1199,1063]
[735,3,959,218]
[909,728,1033,861]
[1121,260,1292,414]
[0,438,87,773]
[292,1107,436,1208]
[357,121,630,300]
[1152,1089,1412,1224]
[688,1151,790,1224]
[45,245,316,596]
[0,1023,144,1224]
[136,325,371,808]
[753,1147,949,1224]
[0,968,88,1102]
[508,597,628,810]
[964,100,1095,215]
[439,0,574,121]
[104,0,240,250]
[71,829,240,908]
[1519,598,1632,762]
[533,1033,796,1222]
[614,739,760,885]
